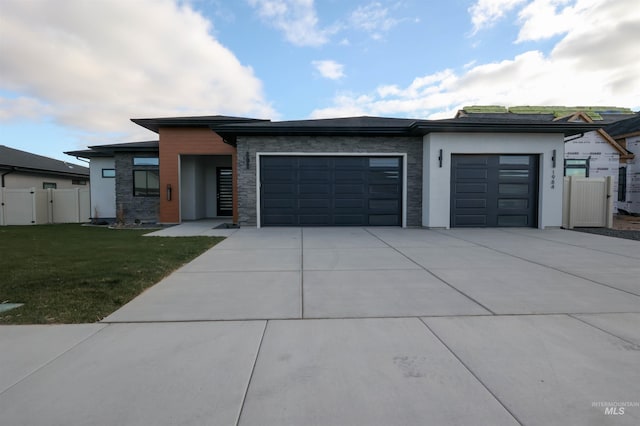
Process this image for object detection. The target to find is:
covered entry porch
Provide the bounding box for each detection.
[179,155,233,221]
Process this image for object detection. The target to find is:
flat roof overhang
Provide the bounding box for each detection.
[215,118,602,145]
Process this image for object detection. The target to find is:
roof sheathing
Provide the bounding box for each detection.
[459,105,635,122]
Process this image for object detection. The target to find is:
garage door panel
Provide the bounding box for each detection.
[369,214,400,226]
[299,215,331,225]
[300,157,330,167]
[263,199,295,209]
[455,183,488,193]
[335,184,365,194]
[260,156,402,226]
[334,215,367,225]
[369,199,398,210]
[455,199,487,209]
[261,169,294,181]
[455,215,487,226]
[334,157,365,168]
[299,199,330,208]
[262,157,292,166]
[299,184,330,194]
[262,214,296,226]
[369,184,399,194]
[456,169,488,179]
[334,199,364,208]
[497,215,529,226]
[263,183,295,194]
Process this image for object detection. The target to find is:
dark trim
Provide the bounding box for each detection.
[0,165,88,180]
[215,117,601,139]
[131,116,269,133]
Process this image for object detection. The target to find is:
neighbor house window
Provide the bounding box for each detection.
[43,182,57,189]
[72,179,87,185]
[618,167,627,202]
[564,159,589,177]
[102,168,116,178]
[133,170,159,196]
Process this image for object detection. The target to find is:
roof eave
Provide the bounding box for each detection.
[411,122,601,136]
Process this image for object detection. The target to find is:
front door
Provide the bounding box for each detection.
[216,167,233,217]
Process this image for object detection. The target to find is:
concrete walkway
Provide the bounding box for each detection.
[1,228,639,425]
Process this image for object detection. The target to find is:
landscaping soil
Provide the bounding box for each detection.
[571,215,640,241]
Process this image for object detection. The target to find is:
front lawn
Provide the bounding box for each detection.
[0,225,222,324]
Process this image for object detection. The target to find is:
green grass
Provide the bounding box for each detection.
[0,224,222,324]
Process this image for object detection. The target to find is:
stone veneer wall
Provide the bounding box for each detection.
[115,152,159,224]
[236,136,423,226]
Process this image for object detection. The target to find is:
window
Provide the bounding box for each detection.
[72,179,87,185]
[500,156,530,165]
[564,159,589,177]
[134,170,160,196]
[133,157,159,166]
[102,168,116,178]
[369,157,399,168]
[43,182,57,189]
[618,167,627,202]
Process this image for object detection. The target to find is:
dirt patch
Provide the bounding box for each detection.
[613,214,640,231]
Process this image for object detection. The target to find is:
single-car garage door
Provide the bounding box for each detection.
[260,156,402,226]
[451,154,539,227]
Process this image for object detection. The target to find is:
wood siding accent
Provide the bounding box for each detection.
[158,128,237,223]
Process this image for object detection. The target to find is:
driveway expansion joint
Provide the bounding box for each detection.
[418,317,524,426]
[363,228,497,315]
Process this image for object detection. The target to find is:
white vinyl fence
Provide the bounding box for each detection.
[563,176,613,229]
[0,188,90,226]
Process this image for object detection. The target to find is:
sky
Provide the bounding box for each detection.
[1,0,639,164]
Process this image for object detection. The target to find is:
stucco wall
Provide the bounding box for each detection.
[89,157,116,220]
[236,135,423,227]
[423,132,565,229]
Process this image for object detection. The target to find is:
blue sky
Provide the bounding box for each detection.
[1,0,639,164]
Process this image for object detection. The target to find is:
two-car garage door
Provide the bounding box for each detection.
[260,156,402,226]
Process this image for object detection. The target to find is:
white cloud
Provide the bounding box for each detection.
[312,0,640,119]
[246,0,331,46]
[349,2,400,39]
[516,0,585,42]
[0,0,274,139]
[0,96,52,122]
[312,60,345,80]
[469,0,527,33]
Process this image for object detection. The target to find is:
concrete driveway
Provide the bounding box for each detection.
[1,227,639,425]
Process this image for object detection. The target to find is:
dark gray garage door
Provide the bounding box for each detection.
[260,156,402,226]
[451,154,539,227]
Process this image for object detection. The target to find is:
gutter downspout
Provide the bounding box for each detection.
[1,167,16,187]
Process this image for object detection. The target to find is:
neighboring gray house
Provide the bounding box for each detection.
[70,114,598,228]
[1,145,89,189]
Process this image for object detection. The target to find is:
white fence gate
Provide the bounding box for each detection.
[563,176,613,229]
[0,188,91,226]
